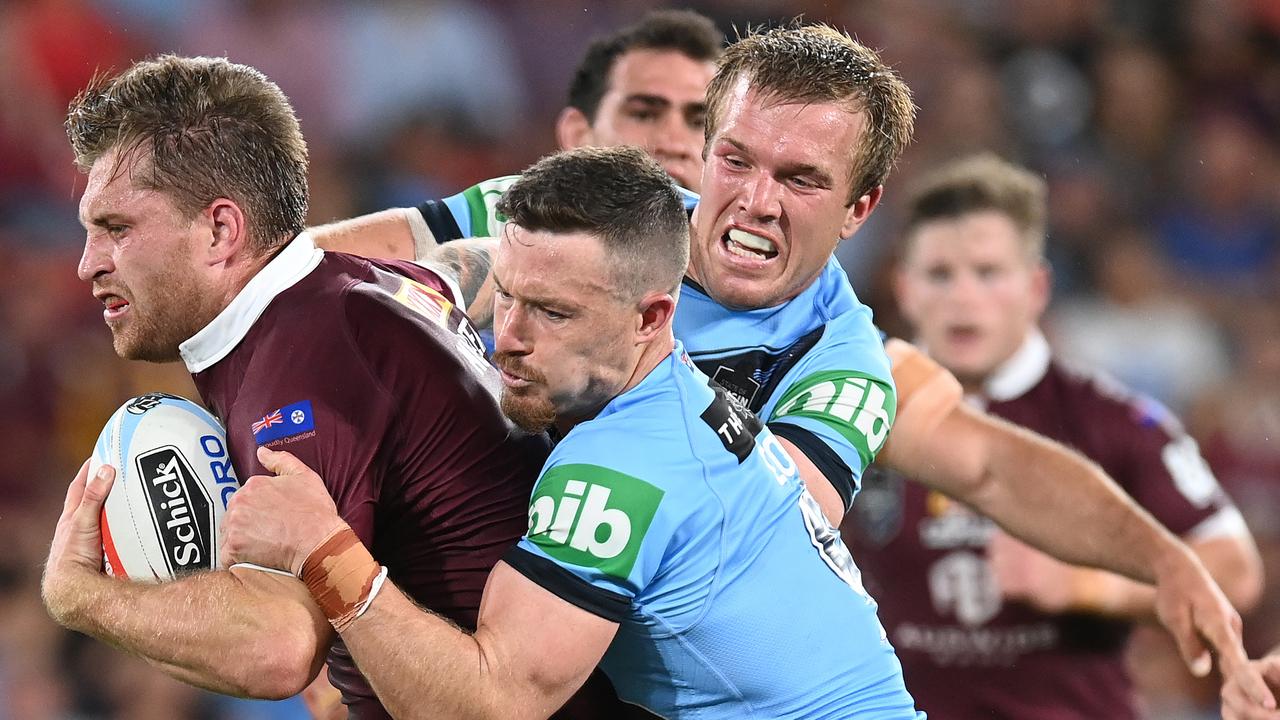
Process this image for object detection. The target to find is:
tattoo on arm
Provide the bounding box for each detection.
[423,238,497,330]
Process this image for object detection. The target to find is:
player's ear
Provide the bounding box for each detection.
[840,185,883,239]
[555,107,595,150]
[635,291,676,343]
[205,198,247,266]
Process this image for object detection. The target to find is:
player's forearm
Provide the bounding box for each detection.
[341,583,542,720]
[1192,534,1264,613]
[967,415,1180,583]
[52,570,326,698]
[309,208,419,260]
[1052,534,1261,621]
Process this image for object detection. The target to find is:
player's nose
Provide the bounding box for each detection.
[738,172,783,223]
[493,303,533,354]
[78,234,115,282]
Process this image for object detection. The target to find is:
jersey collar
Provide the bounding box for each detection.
[179,233,324,373]
[981,329,1052,403]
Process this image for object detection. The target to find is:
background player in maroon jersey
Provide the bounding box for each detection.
[38,55,561,719]
[844,153,1263,719]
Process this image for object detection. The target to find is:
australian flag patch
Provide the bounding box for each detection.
[251,400,316,445]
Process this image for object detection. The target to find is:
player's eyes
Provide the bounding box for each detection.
[626,109,660,122]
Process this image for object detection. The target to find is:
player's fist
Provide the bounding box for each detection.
[219,447,343,576]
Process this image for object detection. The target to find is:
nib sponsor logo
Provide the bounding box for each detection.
[526,464,664,579]
[136,447,214,575]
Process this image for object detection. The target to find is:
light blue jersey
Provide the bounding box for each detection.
[504,343,921,719]
[416,180,894,509]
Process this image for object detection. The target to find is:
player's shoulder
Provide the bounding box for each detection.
[549,400,711,499]
[338,257,492,374]
[1048,358,1186,438]
[786,310,894,391]
[553,412,687,478]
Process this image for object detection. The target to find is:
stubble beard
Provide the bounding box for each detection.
[500,389,557,433]
[111,268,210,363]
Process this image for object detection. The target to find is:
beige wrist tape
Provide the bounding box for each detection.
[300,525,384,632]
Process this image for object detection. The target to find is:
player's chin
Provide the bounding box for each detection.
[500,392,556,434]
[704,272,789,311]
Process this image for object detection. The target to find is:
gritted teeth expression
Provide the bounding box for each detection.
[690,82,871,310]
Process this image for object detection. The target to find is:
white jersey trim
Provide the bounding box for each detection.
[1187,505,1250,542]
[180,233,324,374]
[982,329,1052,402]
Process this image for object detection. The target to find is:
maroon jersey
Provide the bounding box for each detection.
[843,332,1244,720]
[181,236,550,718]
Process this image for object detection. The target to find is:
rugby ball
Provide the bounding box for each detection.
[90,393,241,581]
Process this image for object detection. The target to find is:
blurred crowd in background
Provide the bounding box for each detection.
[1,0,1278,717]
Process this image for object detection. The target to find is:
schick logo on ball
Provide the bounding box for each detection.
[526,464,664,579]
[136,446,215,575]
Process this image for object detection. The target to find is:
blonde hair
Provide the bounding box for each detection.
[704,23,915,203]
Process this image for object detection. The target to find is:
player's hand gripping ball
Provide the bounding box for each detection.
[90,393,241,580]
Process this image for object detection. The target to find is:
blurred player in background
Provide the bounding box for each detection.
[844,154,1262,718]
[554,9,718,192]
[38,55,560,719]
[311,14,1270,701]
[219,146,924,720]
[320,10,720,262]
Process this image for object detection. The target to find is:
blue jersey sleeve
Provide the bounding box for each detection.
[504,429,683,622]
[761,308,896,508]
[415,175,521,241]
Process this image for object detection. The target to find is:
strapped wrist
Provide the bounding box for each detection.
[300,524,385,632]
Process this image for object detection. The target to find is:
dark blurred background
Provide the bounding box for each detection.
[1,1,1278,717]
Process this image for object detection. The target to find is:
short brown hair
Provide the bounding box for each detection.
[66,55,308,254]
[903,153,1048,259]
[569,10,722,121]
[704,23,915,204]
[498,146,689,299]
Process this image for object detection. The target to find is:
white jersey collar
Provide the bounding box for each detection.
[179,233,324,373]
[981,329,1052,403]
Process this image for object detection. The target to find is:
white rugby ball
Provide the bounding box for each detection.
[90,393,241,581]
